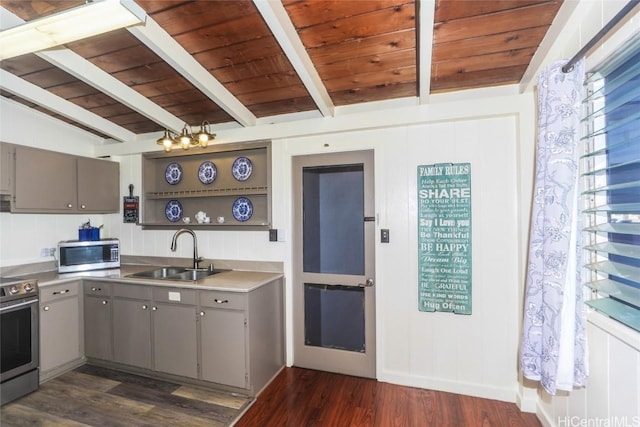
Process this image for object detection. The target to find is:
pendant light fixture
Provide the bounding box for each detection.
[156,122,216,153]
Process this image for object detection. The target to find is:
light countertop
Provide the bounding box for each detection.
[24,265,283,293]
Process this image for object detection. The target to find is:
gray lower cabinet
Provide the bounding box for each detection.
[40,281,83,380]
[112,284,152,370]
[80,277,283,395]
[200,302,247,388]
[199,278,284,394]
[152,287,198,379]
[83,281,113,361]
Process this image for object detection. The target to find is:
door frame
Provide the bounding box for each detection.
[291,149,376,378]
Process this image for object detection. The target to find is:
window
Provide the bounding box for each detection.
[581,34,640,332]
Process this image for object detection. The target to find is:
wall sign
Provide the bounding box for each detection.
[123,184,139,224]
[417,163,472,314]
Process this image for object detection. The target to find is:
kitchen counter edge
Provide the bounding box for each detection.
[30,266,283,293]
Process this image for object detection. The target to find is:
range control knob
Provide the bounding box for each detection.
[9,286,19,294]
[24,283,34,292]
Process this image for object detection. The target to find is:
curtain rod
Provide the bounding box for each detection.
[562,0,640,73]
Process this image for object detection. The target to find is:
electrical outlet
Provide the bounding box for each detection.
[381,229,390,243]
[40,247,55,257]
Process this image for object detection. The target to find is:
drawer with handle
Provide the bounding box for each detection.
[199,291,246,310]
[41,282,79,303]
[83,281,112,297]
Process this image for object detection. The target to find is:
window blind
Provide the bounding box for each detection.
[581,34,640,332]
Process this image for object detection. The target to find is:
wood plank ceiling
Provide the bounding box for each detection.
[0,0,563,143]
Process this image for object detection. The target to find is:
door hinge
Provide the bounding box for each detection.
[244,318,247,327]
[245,372,249,387]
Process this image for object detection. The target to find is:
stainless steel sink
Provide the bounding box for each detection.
[127,267,225,281]
[171,269,219,281]
[129,267,187,279]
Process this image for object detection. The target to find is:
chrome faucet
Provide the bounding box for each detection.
[170,228,204,270]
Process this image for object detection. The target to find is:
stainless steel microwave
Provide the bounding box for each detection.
[57,239,120,273]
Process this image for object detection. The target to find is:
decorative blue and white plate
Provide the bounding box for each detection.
[165,200,183,222]
[165,162,183,185]
[232,197,253,222]
[232,157,253,181]
[198,161,217,185]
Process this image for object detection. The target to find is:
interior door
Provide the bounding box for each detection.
[292,150,376,378]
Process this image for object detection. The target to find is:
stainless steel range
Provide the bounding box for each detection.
[0,277,39,405]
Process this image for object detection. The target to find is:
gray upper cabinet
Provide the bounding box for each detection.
[2,143,119,213]
[77,157,120,212]
[15,146,76,211]
[0,143,13,195]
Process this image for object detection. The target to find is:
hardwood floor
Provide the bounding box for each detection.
[1,365,541,426]
[235,367,542,427]
[0,365,250,427]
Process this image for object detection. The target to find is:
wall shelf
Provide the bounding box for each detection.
[141,141,271,229]
[145,186,268,200]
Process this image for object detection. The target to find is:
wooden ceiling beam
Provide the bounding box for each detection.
[40,48,185,132]
[127,16,257,128]
[253,0,335,118]
[0,69,135,141]
[417,0,434,103]
[0,8,183,139]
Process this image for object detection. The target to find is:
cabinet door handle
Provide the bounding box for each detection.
[91,287,102,292]
[199,311,205,316]
[43,306,50,311]
[152,306,157,311]
[142,304,148,310]
[53,289,69,295]
[101,300,108,305]
[214,299,229,304]
[67,203,73,208]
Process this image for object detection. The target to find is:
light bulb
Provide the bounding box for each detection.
[198,133,209,143]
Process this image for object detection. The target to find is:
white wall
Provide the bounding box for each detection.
[0,69,536,404]
[6,1,638,417]
[90,89,532,405]
[0,98,110,266]
[298,116,522,401]
[519,1,640,425]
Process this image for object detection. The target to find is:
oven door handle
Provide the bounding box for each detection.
[0,298,38,312]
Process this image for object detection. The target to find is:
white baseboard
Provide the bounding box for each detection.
[516,384,539,413]
[536,401,555,427]
[378,370,518,403]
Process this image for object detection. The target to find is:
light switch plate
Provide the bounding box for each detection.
[269,229,278,242]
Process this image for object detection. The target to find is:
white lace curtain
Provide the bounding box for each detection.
[520,59,588,395]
